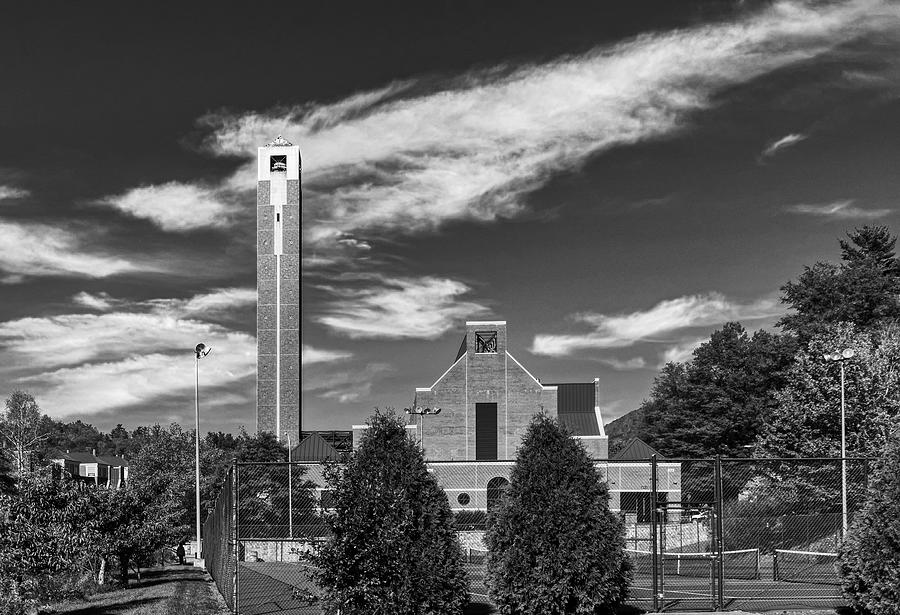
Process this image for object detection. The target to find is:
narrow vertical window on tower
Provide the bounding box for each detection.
[270,155,287,172]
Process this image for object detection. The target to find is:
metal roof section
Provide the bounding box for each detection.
[549,383,602,436]
[292,433,340,462]
[613,437,665,461]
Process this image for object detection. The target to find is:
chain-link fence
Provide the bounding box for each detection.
[203,465,236,611]
[203,457,872,613]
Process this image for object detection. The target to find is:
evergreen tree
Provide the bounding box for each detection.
[484,414,630,615]
[780,226,900,342]
[311,411,468,615]
[840,431,900,615]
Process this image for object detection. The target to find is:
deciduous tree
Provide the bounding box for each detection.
[0,391,47,477]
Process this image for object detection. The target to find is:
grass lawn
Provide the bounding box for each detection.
[47,565,229,615]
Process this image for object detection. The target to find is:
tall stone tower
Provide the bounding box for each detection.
[257,135,301,441]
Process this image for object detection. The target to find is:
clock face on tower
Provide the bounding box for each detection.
[475,331,498,354]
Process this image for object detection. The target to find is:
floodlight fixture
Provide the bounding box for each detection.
[823,347,856,537]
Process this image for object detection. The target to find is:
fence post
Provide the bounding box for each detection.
[232,461,239,614]
[714,455,724,611]
[651,454,659,612]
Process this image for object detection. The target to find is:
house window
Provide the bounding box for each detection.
[270,155,287,172]
[475,331,497,353]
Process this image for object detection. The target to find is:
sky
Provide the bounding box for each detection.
[1,1,900,436]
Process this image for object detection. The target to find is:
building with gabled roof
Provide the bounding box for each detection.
[51,450,129,489]
[613,437,664,461]
[359,320,681,516]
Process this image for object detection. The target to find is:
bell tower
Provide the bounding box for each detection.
[257,135,301,441]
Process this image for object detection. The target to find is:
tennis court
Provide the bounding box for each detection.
[626,548,845,611]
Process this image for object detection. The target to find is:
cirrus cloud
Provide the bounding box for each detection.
[316,275,489,339]
[785,199,891,219]
[0,221,142,283]
[196,0,899,259]
[531,293,780,357]
[98,182,233,232]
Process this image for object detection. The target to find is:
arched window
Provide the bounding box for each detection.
[487,477,510,512]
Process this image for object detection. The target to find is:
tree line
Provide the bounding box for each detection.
[608,225,900,462]
[0,395,291,614]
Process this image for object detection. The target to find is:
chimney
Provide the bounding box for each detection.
[66,449,69,454]
[92,448,96,456]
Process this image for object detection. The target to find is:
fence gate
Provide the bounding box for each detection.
[648,499,718,612]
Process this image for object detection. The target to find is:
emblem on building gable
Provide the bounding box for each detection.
[475,331,498,353]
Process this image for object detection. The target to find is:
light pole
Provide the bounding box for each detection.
[404,406,441,457]
[284,431,293,539]
[824,348,855,536]
[194,343,212,559]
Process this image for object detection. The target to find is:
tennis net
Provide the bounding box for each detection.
[774,549,840,585]
[626,548,760,580]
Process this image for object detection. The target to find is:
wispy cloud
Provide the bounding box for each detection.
[0,289,257,418]
[196,0,898,260]
[785,199,891,219]
[302,344,353,366]
[72,291,115,311]
[760,133,807,159]
[597,357,648,370]
[0,185,29,201]
[316,275,489,339]
[658,337,708,367]
[0,221,142,283]
[98,182,233,232]
[303,362,394,404]
[531,293,779,357]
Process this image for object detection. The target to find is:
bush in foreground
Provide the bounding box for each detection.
[840,432,900,615]
[485,414,631,615]
[310,411,468,615]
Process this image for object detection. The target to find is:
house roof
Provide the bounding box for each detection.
[292,433,340,462]
[548,383,602,437]
[55,451,100,464]
[613,438,665,461]
[53,452,128,466]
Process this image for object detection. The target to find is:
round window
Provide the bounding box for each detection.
[457,493,471,506]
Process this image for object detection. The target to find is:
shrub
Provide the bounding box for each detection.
[310,411,469,615]
[840,433,900,615]
[484,414,631,615]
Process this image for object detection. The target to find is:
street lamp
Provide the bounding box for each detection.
[404,406,441,456]
[824,348,855,536]
[284,431,293,539]
[194,343,212,560]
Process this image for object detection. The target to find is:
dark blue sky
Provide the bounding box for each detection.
[1,1,899,434]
